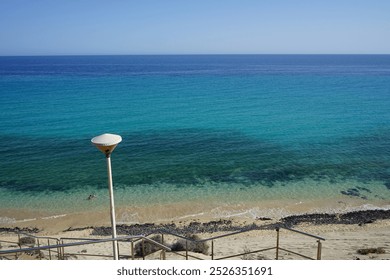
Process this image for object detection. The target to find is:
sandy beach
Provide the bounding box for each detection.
[1,209,389,260]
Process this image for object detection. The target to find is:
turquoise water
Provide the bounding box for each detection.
[1,55,390,220]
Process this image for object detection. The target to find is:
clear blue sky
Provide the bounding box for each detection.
[0,0,389,55]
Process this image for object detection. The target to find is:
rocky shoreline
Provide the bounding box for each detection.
[1,209,389,236]
[280,209,390,227]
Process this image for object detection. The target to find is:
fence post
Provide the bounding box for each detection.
[117,240,120,260]
[131,240,134,260]
[37,239,42,260]
[57,240,62,260]
[142,239,145,260]
[61,240,65,260]
[16,234,21,259]
[316,240,322,260]
[56,240,60,259]
[211,240,214,260]
[185,240,188,260]
[275,228,280,260]
[47,239,52,260]
[161,234,166,260]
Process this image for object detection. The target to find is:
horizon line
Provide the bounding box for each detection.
[1,53,390,58]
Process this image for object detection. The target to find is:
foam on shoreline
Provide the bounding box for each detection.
[1,195,389,235]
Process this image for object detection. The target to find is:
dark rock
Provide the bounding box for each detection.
[357,248,385,255]
[171,234,209,254]
[256,217,272,221]
[0,227,40,234]
[356,186,372,193]
[134,235,163,257]
[340,210,390,224]
[170,241,185,251]
[341,187,371,200]
[65,210,390,237]
[281,213,339,227]
[64,226,93,232]
[341,188,360,197]
[89,219,261,236]
[280,210,390,227]
[19,236,36,246]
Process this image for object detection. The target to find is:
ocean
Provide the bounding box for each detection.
[1,55,390,223]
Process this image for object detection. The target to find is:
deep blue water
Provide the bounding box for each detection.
[0,55,390,215]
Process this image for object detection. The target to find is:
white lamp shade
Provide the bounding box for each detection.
[91,133,122,155]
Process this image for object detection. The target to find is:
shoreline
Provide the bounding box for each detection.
[1,177,389,216]
[1,209,389,236]
[1,193,390,235]
[1,209,389,260]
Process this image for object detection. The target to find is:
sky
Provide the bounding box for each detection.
[0,0,389,55]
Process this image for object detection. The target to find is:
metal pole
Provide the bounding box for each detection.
[275,228,280,260]
[61,240,65,260]
[48,239,52,260]
[37,239,42,260]
[211,240,214,260]
[131,240,134,260]
[142,239,145,260]
[316,240,322,260]
[161,234,166,260]
[185,240,188,260]
[131,239,134,260]
[57,240,61,260]
[106,154,119,260]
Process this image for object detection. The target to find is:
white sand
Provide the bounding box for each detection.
[1,218,389,260]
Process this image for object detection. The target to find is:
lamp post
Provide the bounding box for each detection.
[91,133,122,260]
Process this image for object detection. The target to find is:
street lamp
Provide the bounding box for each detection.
[91,133,122,260]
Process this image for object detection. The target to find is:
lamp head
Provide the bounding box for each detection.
[91,133,122,157]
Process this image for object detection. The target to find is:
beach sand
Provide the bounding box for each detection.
[1,209,389,260]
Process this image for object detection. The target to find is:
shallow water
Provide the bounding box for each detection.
[1,55,390,222]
